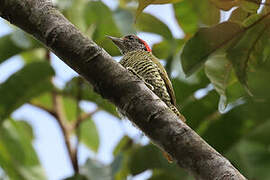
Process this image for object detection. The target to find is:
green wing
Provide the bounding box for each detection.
[151,54,177,106]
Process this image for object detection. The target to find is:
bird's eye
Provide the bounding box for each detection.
[126,35,134,40]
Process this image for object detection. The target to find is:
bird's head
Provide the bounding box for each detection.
[107,34,151,55]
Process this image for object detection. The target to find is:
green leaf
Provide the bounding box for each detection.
[247,119,270,146]
[201,107,245,153]
[204,52,233,111]
[79,118,99,152]
[149,169,188,180]
[128,144,185,178]
[113,136,133,156]
[172,71,210,106]
[21,48,47,64]
[129,144,174,175]
[111,154,123,176]
[262,0,270,13]
[16,120,34,141]
[114,8,136,35]
[64,174,88,180]
[0,119,46,180]
[247,58,270,98]
[181,22,242,76]
[63,0,87,31]
[229,7,250,23]
[80,159,112,180]
[136,0,182,20]
[0,33,40,64]
[112,137,134,180]
[226,16,269,90]
[64,77,119,117]
[129,145,164,175]
[181,90,219,131]
[209,0,240,11]
[0,62,55,122]
[173,0,198,35]
[63,97,77,122]
[84,1,121,56]
[240,0,261,13]
[227,141,270,179]
[152,41,172,59]
[136,13,173,40]
[30,93,53,110]
[173,0,220,35]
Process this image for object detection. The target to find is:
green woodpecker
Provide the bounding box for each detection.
[107,34,185,123]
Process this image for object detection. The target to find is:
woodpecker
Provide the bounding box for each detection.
[107,34,185,122]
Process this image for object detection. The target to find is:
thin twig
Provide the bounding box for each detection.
[52,91,77,172]
[73,79,83,174]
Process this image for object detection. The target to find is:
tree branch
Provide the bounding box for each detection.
[0,0,246,179]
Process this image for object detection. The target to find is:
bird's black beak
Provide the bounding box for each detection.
[106,35,125,49]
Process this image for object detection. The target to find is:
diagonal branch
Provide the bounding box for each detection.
[0,0,246,179]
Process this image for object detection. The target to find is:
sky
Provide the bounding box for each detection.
[0,1,183,180]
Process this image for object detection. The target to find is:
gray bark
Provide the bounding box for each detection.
[0,0,246,179]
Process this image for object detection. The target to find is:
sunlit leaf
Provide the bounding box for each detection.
[119,0,135,8]
[0,62,55,122]
[136,13,173,40]
[16,120,34,141]
[205,52,233,112]
[79,118,99,152]
[181,22,242,76]
[0,119,46,180]
[63,0,87,31]
[0,33,40,64]
[63,96,77,122]
[136,0,182,20]
[84,1,121,56]
[21,49,47,64]
[173,0,198,35]
[30,93,53,111]
[173,0,220,35]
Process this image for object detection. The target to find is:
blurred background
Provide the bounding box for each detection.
[0,0,270,179]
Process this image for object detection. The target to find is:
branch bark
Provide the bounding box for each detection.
[0,0,246,179]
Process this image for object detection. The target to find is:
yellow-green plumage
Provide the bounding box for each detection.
[120,50,185,122]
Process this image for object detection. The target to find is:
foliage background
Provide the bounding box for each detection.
[0,0,269,179]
